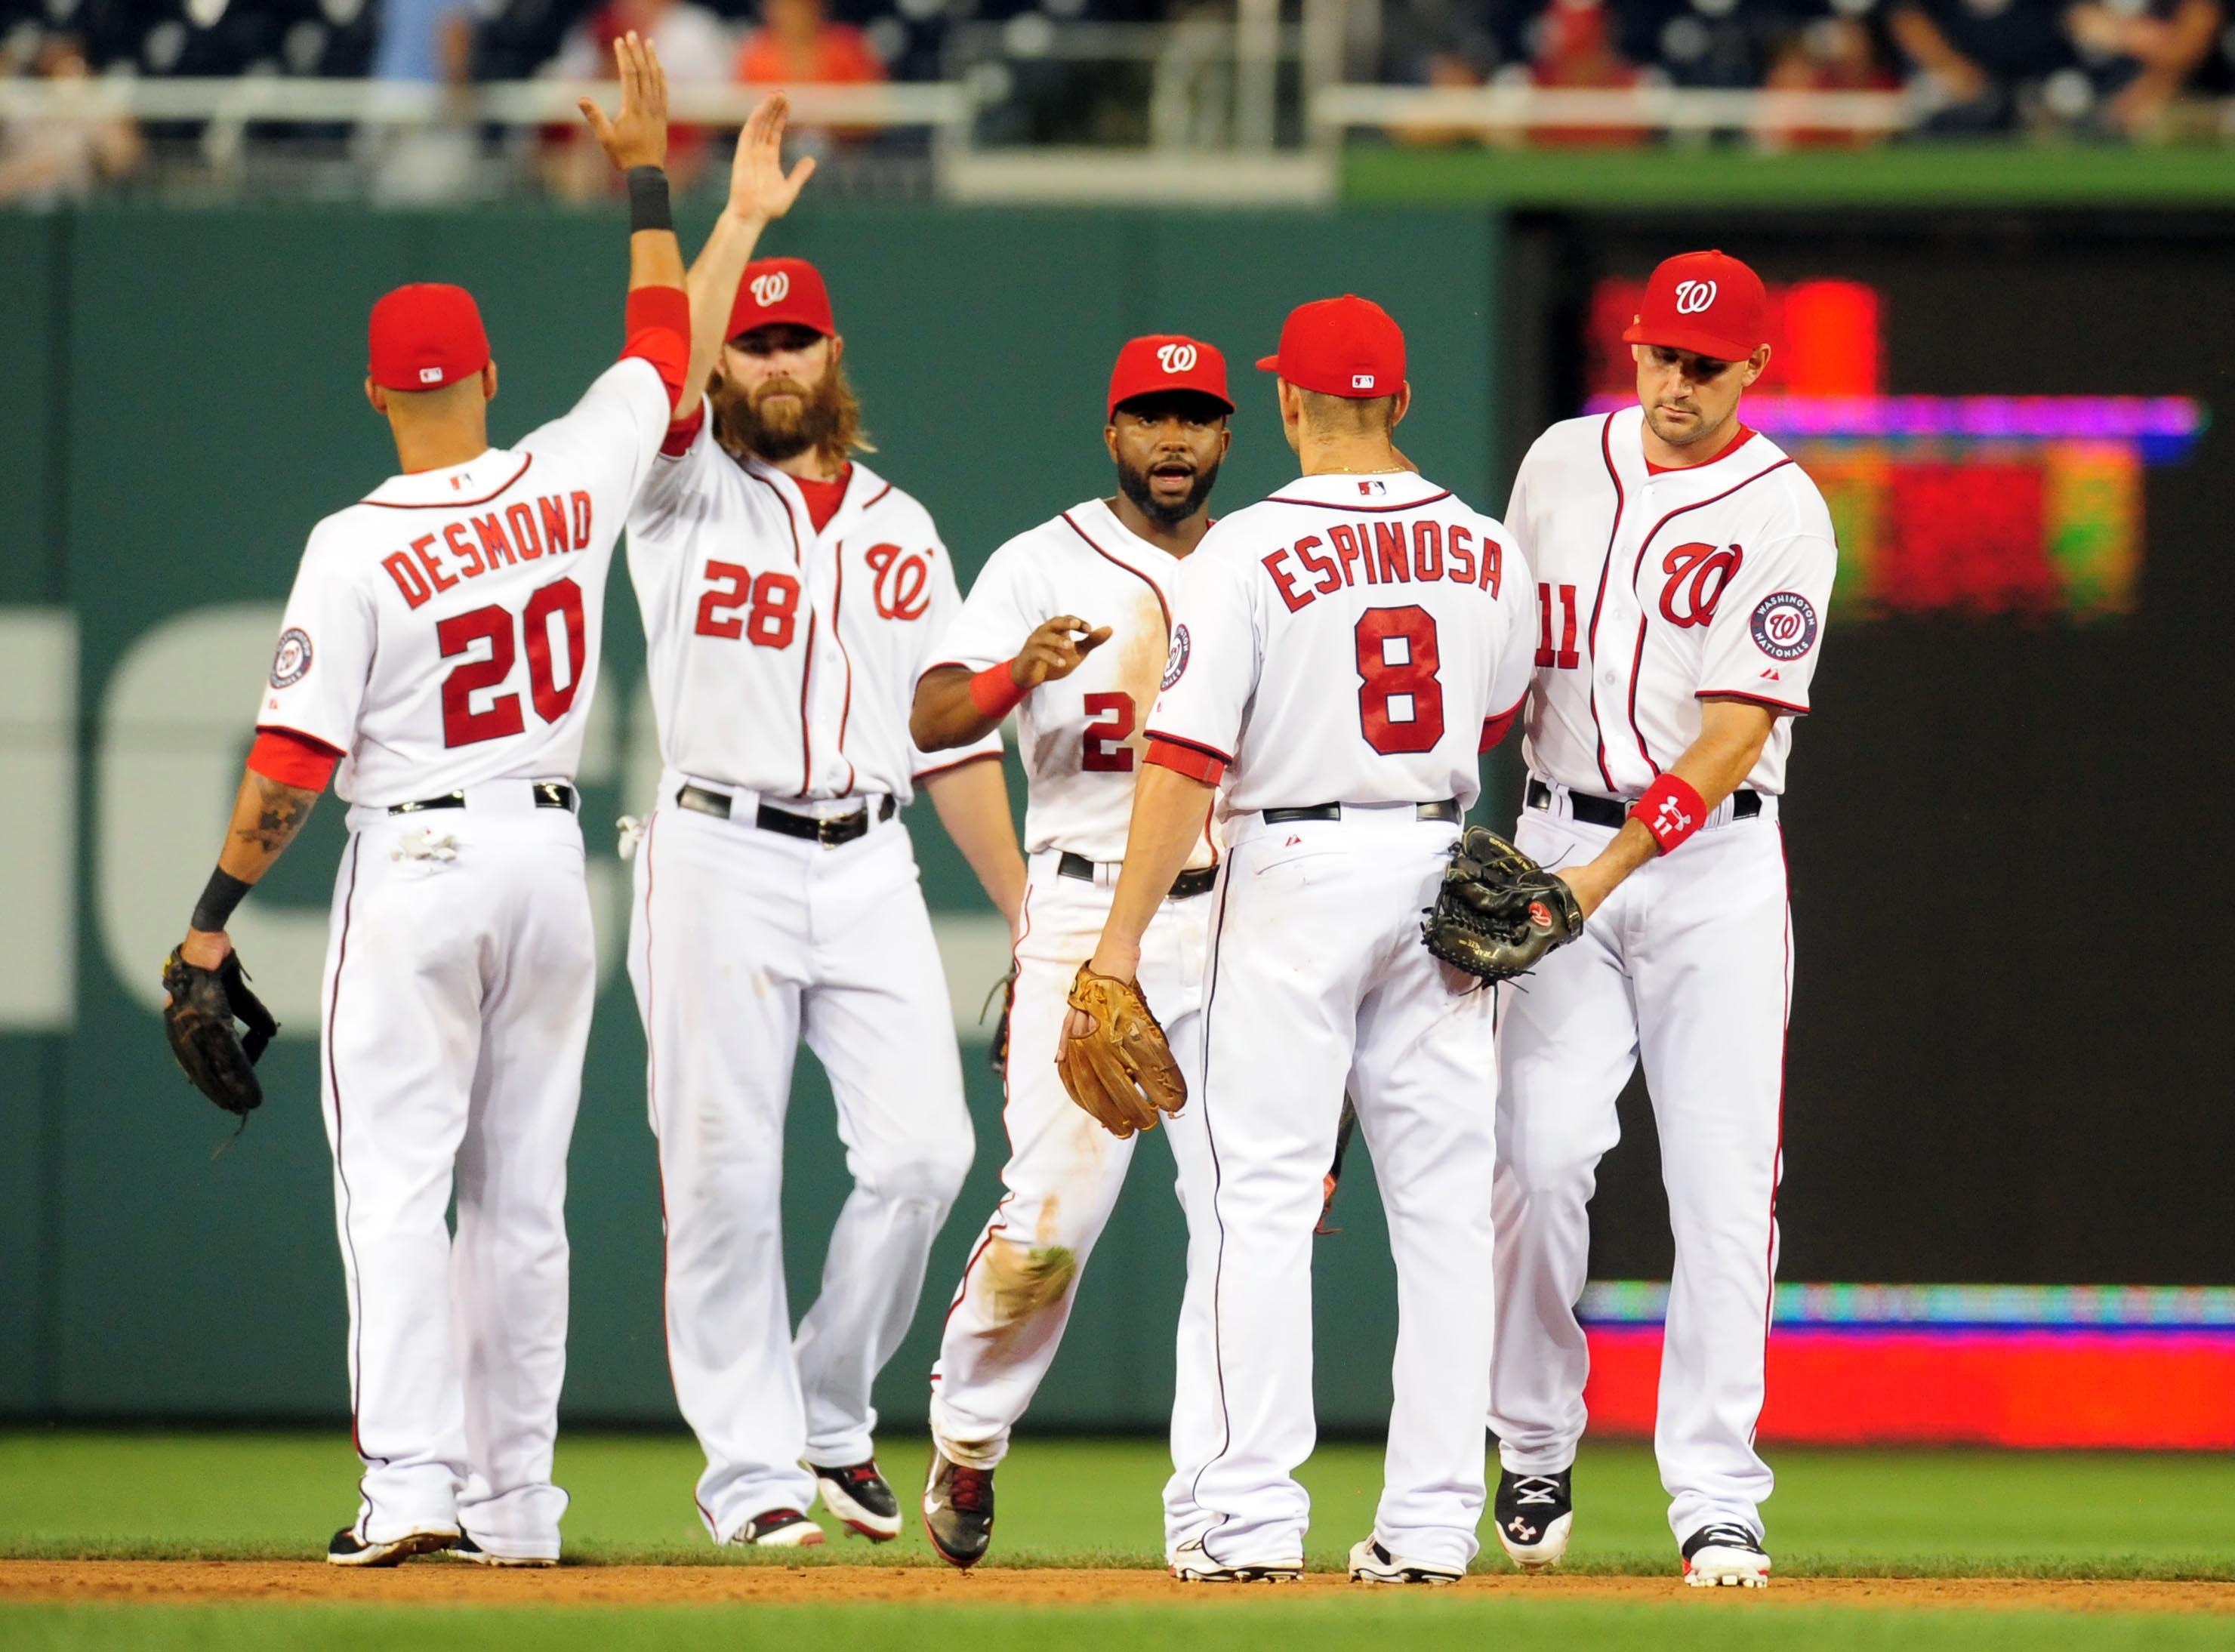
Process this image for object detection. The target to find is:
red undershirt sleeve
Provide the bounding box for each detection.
[247,726,343,791]
[621,285,692,415]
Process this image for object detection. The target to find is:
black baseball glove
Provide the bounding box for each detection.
[1420,827,1585,983]
[161,946,279,1116]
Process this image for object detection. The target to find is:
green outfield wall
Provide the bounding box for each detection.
[0,203,1505,1433]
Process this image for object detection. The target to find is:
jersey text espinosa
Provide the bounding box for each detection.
[1259,516,1504,612]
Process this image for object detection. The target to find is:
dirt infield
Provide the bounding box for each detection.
[4,1561,2231,1613]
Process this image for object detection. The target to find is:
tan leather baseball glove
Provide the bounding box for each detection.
[1056,964,1187,1139]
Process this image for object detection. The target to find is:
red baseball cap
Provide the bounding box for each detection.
[367,283,489,391]
[1256,294,1405,399]
[1107,334,1233,418]
[727,256,836,341]
[1622,250,1768,362]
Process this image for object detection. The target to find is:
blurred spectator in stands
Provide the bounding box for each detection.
[2065,0,2224,135]
[1528,0,1650,146]
[363,0,481,203]
[0,33,141,204]
[541,0,729,197]
[1759,8,1900,148]
[1886,0,2071,131]
[733,0,883,146]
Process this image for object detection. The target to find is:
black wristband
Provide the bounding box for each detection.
[627,166,672,235]
[190,868,254,935]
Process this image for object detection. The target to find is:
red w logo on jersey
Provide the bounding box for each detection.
[865,544,931,621]
[1658,541,1743,629]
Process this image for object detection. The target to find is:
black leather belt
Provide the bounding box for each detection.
[1262,798,1461,826]
[1525,777,1759,828]
[390,781,575,815]
[677,782,896,846]
[1056,849,1217,901]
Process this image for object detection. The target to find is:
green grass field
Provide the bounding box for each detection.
[4,1432,2231,1649]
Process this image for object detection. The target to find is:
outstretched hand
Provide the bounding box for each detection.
[1012,615,1112,692]
[727,91,818,224]
[579,31,670,173]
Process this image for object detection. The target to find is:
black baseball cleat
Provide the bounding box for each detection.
[445,1533,557,1567]
[326,1526,458,1567]
[814,1459,903,1542]
[1681,1521,1770,1588]
[736,1508,826,1548]
[1494,1467,1574,1570]
[922,1449,994,1569]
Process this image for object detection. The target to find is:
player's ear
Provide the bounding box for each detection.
[1390,383,1411,428]
[1216,422,1232,461]
[482,360,499,402]
[364,378,386,417]
[1103,421,1120,464]
[1742,344,1770,389]
[826,332,844,369]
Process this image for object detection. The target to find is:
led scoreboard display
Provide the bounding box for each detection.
[1581,278,2206,622]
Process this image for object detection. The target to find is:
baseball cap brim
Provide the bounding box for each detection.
[1621,318,1756,363]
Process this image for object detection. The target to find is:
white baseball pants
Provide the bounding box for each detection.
[1491,782,1790,1543]
[321,787,595,1562]
[628,780,974,1543]
[1161,806,1500,1575]
[929,849,1209,1468]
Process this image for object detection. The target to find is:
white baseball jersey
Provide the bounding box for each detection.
[627,407,1002,800]
[1505,406,1836,798]
[257,358,672,806]
[1148,471,1535,817]
[928,498,1214,868]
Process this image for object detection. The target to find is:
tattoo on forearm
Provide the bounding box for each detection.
[232,775,319,861]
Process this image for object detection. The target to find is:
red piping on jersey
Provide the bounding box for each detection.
[862,480,893,510]
[746,470,817,796]
[831,544,859,796]
[1583,415,1626,793]
[1755,827,1793,1443]
[358,453,532,509]
[1698,687,1810,717]
[325,839,369,1470]
[1262,488,1452,513]
[1061,510,1171,632]
[913,750,1001,785]
[1623,457,1796,776]
[1061,510,1219,863]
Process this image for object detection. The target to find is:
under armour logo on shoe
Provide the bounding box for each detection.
[1506,1516,1539,1541]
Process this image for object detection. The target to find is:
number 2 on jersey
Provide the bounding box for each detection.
[436,576,586,749]
[1081,691,1136,772]
[1355,606,1445,754]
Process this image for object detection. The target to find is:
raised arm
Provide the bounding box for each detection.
[676,94,818,416]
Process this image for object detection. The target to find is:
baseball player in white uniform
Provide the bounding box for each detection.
[908,336,1236,1567]
[166,37,693,1567]
[1487,250,1837,1587]
[623,123,1025,1549]
[1070,296,1536,1584]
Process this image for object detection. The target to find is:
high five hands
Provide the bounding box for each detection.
[579,32,669,172]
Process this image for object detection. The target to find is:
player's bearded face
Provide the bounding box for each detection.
[1109,396,1229,530]
[714,329,846,463]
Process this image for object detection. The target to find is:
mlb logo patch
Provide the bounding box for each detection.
[1351,373,1376,390]
[1358,479,1386,496]
[418,367,444,384]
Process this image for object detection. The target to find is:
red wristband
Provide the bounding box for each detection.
[1631,773,1708,854]
[968,661,1025,721]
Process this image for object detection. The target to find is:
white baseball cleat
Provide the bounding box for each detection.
[1680,1522,1771,1588]
[733,1508,826,1548]
[326,1527,458,1567]
[1168,1537,1303,1583]
[1494,1468,1574,1570]
[1347,1536,1464,1586]
[445,1534,557,1567]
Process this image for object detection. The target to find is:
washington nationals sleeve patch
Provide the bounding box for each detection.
[270,627,313,688]
[1749,592,1817,661]
[1162,623,1191,689]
